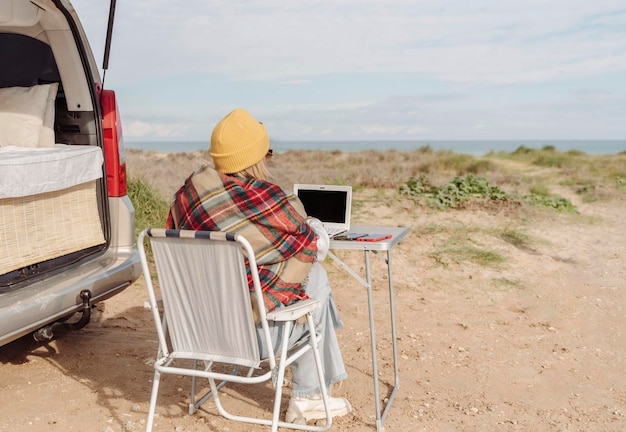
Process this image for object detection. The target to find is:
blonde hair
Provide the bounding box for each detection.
[230,157,272,181]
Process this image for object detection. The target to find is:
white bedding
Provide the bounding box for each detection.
[0,144,104,199]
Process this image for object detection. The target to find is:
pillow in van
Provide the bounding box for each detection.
[38,82,59,147]
[0,84,52,148]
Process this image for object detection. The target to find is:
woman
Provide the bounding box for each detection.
[166,108,351,423]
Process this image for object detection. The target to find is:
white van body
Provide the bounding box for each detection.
[0,0,142,346]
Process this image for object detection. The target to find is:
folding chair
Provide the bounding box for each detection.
[138,228,332,432]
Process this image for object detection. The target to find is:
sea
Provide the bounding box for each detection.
[126,140,626,157]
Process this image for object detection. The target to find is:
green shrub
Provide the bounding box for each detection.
[400,174,513,209]
[400,173,577,212]
[398,175,436,197]
[127,177,170,238]
[523,194,576,212]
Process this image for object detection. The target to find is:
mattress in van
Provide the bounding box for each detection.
[0,144,106,275]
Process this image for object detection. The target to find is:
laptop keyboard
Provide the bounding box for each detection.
[326,227,346,238]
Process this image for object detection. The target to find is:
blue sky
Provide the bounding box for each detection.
[72,0,626,142]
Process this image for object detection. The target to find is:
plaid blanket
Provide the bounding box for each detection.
[166,165,318,312]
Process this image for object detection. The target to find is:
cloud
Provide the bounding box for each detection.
[83,0,625,85]
[124,120,189,140]
[72,0,626,140]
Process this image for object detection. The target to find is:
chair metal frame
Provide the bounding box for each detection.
[138,228,332,432]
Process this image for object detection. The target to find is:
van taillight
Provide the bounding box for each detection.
[100,89,127,197]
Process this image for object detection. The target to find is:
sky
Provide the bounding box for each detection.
[71,0,626,143]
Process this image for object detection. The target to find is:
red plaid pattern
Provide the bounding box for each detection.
[166,165,317,312]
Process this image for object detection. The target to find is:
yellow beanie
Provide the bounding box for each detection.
[210,108,270,173]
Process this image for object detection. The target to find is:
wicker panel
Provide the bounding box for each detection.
[0,181,105,275]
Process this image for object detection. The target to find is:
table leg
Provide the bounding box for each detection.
[327,249,399,431]
[364,250,384,430]
[381,250,400,426]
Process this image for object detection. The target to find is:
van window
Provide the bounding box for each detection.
[0,33,60,88]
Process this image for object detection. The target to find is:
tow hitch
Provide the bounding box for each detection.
[33,290,93,342]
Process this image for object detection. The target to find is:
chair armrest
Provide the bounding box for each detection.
[266,299,320,322]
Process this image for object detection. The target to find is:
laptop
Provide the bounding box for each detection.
[294,184,352,238]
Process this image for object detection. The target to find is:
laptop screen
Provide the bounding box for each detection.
[293,184,352,233]
[297,189,348,223]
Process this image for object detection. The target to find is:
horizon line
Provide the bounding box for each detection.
[127,138,626,143]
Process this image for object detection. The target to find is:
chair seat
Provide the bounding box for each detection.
[267,298,319,322]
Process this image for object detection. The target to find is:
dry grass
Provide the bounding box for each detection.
[127,147,626,215]
[272,148,492,189]
[270,147,626,200]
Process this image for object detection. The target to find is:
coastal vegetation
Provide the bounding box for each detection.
[274,145,624,193]
[129,144,626,232]
[127,145,626,269]
[127,177,169,239]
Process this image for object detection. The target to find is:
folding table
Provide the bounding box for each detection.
[328,225,410,432]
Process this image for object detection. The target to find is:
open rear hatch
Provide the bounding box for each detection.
[0,0,119,289]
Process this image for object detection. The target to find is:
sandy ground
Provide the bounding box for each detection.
[1,150,625,432]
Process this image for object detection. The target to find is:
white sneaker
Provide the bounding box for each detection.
[285,394,352,423]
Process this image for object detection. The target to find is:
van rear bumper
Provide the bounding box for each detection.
[0,246,141,347]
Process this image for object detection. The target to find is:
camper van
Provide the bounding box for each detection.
[0,0,142,346]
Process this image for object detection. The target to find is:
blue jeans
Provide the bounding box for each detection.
[256,262,348,397]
